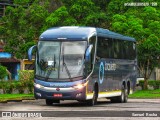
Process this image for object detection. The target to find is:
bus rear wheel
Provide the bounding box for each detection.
[110,85,127,103]
[124,87,128,103]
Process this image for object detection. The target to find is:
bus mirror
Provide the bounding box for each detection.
[85,44,93,62]
[28,45,37,61]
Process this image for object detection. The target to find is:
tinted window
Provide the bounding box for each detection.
[97,37,114,58]
[97,37,136,60]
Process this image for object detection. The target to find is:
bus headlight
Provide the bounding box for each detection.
[73,81,88,89]
[34,83,43,88]
[73,84,84,89]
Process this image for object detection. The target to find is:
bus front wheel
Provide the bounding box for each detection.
[87,87,98,106]
[45,99,60,105]
[46,99,53,105]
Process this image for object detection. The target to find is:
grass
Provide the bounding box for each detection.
[129,89,160,99]
[0,94,34,102]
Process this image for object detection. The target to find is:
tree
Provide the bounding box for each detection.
[45,0,108,27]
[0,0,108,59]
[138,35,160,89]
[1,0,160,90]
[111,6,160,89]
[0,2,36,59]
[0,0,62,59]
[0,65,7,80]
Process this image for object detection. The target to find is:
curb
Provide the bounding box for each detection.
[0,98,35,103]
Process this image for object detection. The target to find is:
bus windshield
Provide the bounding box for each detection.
[36,41,86,81]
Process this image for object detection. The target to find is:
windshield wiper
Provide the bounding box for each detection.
[62,45,72,81]
[45,54,56,81]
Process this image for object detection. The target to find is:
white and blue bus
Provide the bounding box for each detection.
[28,26,137,106]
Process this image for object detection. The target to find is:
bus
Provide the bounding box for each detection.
[28,26,137,106]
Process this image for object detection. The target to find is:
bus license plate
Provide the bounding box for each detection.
[53,94,62,97]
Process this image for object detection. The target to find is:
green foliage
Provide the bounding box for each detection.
[19,70,34,81]
[0,80,6,93]
[0,0,160,91]
[5,81,14,94]
[0,1,48,59]
[45,6,77,27]
[19,70,34,94]
[0,65,7,79]
[0,94,34,102]
[111,4,160,89]
[1,5,36,58]
[0,0,108,59]
[0,81,18,94]
[129,89,160,99]
[14,81,25,94]
[107,0,132,16]
[44,0,107,27]
[148,80,159,89]
[0,80,33,94]
[13,0,33,6]
[139,80,160,90]
[0,70,34,94]
[139,80,144,90]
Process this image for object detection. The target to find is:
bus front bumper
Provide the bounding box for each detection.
[34,83,86,100]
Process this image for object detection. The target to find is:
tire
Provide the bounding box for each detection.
[110,85,126,103]
[117,86,125,103]
[124,88,128,103]
[45,99,60,105]
[46,99,53,105]
[87,89,98,106]
[110,97,118,103]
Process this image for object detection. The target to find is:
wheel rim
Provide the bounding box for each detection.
[124,89,128,102]
[121,90,124,102]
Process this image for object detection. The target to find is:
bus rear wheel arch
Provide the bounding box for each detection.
[110,83,128,103]
[127,81,131,95]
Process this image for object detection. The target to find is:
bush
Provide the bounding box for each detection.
[25,79,34,94]
[148,80,159,90]
[0,65,7,79]
[0,80,7,93]
[5,81,14,94]
[19,70,34,81]
[0,81,11,94]
[19,70,34,94]
[139,80,144,90]
[157,80,160,88]
[14,81,25,94]
[138,80,160,90]
[0,70,34,94]
[0,80,4,89]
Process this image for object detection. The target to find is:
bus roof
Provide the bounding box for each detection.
[40,26,96,41]
[39,26,136,42]
[96,28,135,41]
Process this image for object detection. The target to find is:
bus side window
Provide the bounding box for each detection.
[97,37,104,58]
[129,42,136,60]
[119,40,124,59]
[113,39,120,59]
[122,41,128,59]
[97,37,114,59]
[108,38,114,58]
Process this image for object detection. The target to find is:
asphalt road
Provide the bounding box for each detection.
[0,99,160,120]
